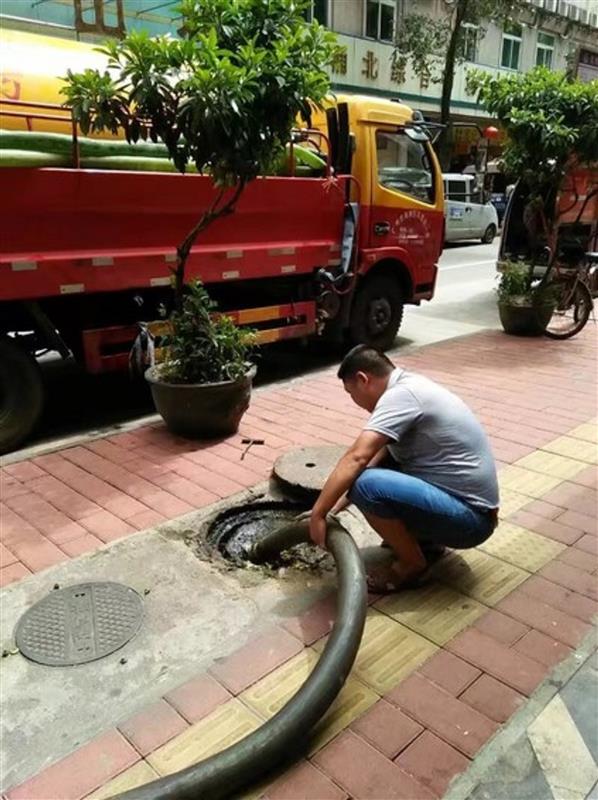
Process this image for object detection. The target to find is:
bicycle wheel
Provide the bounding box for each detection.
[544,281,593,339]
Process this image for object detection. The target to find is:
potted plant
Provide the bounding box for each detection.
[467,67,598,334]
[61,0,338,436]
[144,280,256,437]
[496,260,555,336]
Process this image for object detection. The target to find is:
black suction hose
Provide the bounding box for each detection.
[117,516,367,800]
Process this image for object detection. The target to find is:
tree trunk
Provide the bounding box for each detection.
[172,181,246,311]
[436,0,470,169]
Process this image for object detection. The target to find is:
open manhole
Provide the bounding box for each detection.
[206,501,334,572]
[15,582,143,667]
[208,501,307,562]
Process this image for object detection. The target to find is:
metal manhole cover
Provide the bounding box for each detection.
[15,582,143,666]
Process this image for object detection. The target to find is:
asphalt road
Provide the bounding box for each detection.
[10,240,500,457]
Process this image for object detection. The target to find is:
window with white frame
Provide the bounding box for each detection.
[536,32,555,68]
[501,22,522,70]
[304,0,328,25]
[462,23,479,62]
[366,0,395,42]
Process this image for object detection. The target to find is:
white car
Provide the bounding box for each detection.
[443,173,499,244]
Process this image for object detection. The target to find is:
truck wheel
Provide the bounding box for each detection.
[482,224,496,244]
[0,338,44,454]
[349,274,404,351]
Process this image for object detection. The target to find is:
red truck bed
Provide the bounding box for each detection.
[0,168,347,301]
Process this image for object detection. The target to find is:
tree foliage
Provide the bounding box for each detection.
[61,0,338,186]
[60,0,339,342]
[466,67,598,192]
[393,0,525,89]
[393,0,527,164]
[471,67,598,300]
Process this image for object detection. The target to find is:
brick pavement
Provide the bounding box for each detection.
[0,327,596,799]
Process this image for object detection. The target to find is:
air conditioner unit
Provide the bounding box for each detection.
[568,4,579,20]
[543,0,557,13]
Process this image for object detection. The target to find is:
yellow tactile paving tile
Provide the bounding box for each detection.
[375,581,486,646]
[241,649,319,719]
[498,489,532,517]
[434,549,529,606]
[499,465,563,498]
[314,609,437,694]
[147,699,262,777]
[479,522,565,572]
[566,422,598,445]
[307,676,379,755]
[515,450,588,480]
[542,435,598,464]
[87,762,159,799]
[239,647,378,757]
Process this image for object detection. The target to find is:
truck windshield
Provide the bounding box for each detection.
[376,130,434,204]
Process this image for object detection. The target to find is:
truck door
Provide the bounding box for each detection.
[371,128,440,270]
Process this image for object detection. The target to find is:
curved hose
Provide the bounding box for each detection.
[117,517,366,800]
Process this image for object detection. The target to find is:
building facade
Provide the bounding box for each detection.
[2,0,596,126]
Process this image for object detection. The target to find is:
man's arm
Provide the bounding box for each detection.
[330,445,389,514]
[309,430,391,547]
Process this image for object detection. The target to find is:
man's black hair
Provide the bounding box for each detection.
[337,344,394,381]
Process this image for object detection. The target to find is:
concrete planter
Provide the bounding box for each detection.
[498,300,553,337]
[145,364,257,438]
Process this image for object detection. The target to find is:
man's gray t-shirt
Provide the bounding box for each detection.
[365,368,499,510]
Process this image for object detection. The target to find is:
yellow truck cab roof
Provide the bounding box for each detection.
[332,94,416,126]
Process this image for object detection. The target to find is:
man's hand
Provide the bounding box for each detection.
[309,511,328,549]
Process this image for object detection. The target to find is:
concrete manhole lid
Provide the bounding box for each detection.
[273,445,345,496]
[15,582,143,667]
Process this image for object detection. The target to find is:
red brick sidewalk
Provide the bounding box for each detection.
[1,327,596,799]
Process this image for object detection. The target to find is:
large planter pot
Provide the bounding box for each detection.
[498,300,553,336]
[145,365,257,438]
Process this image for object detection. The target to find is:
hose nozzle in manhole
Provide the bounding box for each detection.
[207,502,307,561]
[207,502,334,572]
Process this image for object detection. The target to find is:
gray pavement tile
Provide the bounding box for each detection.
[468,735,554,800]
[560,655,598,764]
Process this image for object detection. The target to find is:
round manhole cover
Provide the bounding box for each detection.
[273,446,345,498]
[15,582,143,666]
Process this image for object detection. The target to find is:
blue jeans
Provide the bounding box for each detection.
[348,467,495,549]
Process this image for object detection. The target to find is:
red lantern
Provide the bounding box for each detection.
[483,125,500,139]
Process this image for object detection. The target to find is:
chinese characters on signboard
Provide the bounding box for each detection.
[331,47,348,75]
[362,50,379,80]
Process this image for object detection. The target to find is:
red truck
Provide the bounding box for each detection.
[0,34,445,453]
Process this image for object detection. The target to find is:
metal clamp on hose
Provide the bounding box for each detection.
[117,516,366,800]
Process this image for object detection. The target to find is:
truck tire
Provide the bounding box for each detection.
[348,274,404,351]
[0,338,44,454]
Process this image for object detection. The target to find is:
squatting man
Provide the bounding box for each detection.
[309,345,499,592]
